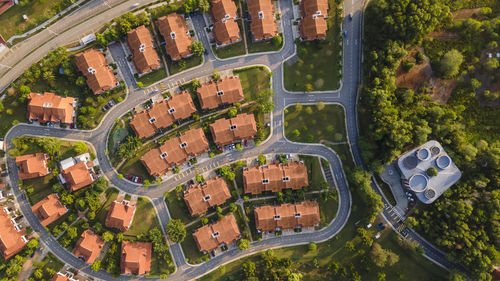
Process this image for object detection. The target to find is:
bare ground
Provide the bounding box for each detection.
[452,8,481,20]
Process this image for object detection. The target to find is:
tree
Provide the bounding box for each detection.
[449,269,467,281]
[238,238,250,250]
[305,106,313,114]
[305,83,313,92]
[258,154,266,165]
[190,41,205,57]
[470,78,481,91]
[219,165,235,181]
[137,82,144,88]
[242,261,256,277]
[235,143,243,151]
[426,167,438,177]
[272,34,282,47]
[229,203,237,213]
[295,102,303,112]
[404,216,418,228]
[308,242,317,251]
[60,193,74,205]
[438,49,463,78]
[74,142,88,154]
[212,69,221,80]
[370,243,399,267]
[316,101,325,110]
[91,260,101,271]
[196,175,204,183]
[103,231,114,242]
[227,107,237,117]
[96,33,108,48]
[198,0,210,12]
[201,217,208,224]
[166,219,186,243]
[67,226,78,239]
[292,129,300,137]
[19,85,31,97]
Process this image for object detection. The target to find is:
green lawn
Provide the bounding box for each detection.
[317,193,338,227]
[24,175,57,205]
[168,55,203,75]
[28,252,64,280]
[95,188,119,226]
[136,68,168,87]
[235,66,270,101]
[57,218,87,251]
[0,94,28,137]
[0,0,74,40]
[285,104,346,143]
[181,222,208,264]
[325,143,355,173]
[299,155,325,190]
[283,0,342,91]
[123,197,161,238]
[164,190,193,224]
[212,41,246,59]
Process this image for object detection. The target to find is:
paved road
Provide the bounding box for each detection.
[3,0,458,279]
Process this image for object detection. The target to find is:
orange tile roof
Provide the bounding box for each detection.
[248,0,278,40]
[105,199,136,231]
[51,273,75,281]
[130,92,196,139]
[255,201,320,232]
[0,210,27,259]
[209,113,257,146]
[75,49,118,95]
[141,128,209,176]
[61,161,95,192]
[193,214,240,253]
[157,14,192,61]
[211,0,241,46]
[15,153,49,180]
[184,177,231,216]
[197,76,244,110]
[27,92,75,124]
[72,230,105,264]
[299,14,327,40]
[121,241,152,275]
[127,25,161,74]
[300,0,328,17]
[243,162,308,194]
[31,194,67,226]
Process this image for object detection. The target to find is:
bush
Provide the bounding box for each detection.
[402,60,415,72]
[438,49,463,78]
[426,167,438,177]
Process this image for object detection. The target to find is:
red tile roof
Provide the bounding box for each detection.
[184,177,231,216]
[300,0,328,17]
[127,25,161,74]
[243,162,308,194]
[197,76,244,110]
[61,161,95,192]
[0,209,27,259]
[27,92,75,124]
[248,0,278,40]
[299,14,327,40]
[72,230,105,264]
[254,201,320,232]
[210,113,257,146]
[105,199,136,231]
[31,194,67,226]
[193,214,240,253]
[130,91,196,139]
[121,241,152,275]
[16,153,49,180]
[211,0,241,46]
[141,128,209,176]
[75,49,118,95]
[51,273,76,281]
[157,14,193,61]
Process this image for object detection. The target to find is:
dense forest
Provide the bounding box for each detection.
[359,0,500,279]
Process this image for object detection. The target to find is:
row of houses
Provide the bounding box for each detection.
[211,0,279,48]
[140,113,257,177]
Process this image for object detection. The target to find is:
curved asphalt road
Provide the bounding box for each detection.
[3,0,457,279]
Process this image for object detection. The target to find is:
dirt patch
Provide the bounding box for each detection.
[429,77,458,104]
[396,48,433,91]
[427,31,460,40]
[452,8,481,20]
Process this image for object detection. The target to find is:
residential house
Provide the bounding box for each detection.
[196,76,244,110]
[157,14,193,61]
[247,0,278,41]
[254,201,320,232]
[299,0,329,40]
[59,153,97,192]
[209,113,257,146]
[72,230,105,264]
[141,128,209,176]
[193,214,240,253]
[184,177,231,216]
[130,91,196,139]
[0,208,28,259]
[51,272,78,281]
[211,0,241,46]
[31,194,68,226]
[120,241,152,275]
[27,92,76,125]
[243,162,308,194]
[105,197,136,231]
[126,25,161,74]
[75,49,118,95]
[15,153,49,180]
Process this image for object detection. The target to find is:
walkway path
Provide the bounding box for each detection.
[2,0,459,280]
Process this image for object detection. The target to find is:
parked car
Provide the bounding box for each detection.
[349,13,353,20]
[343,30,348,38]
[376,223,385,231]
[128,174,134,181]
[107,100,115,107]
[244,140,248,147]
[136,177,142,183]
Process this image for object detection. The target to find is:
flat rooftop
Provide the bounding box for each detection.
[396,140,461,204]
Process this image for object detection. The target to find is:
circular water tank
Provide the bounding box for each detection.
[424,188,436,199]
[409,174,428,192]
[430,146,441,155]
[403,156,418,169]
[416,148,430,161]
[436,155,451,169]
